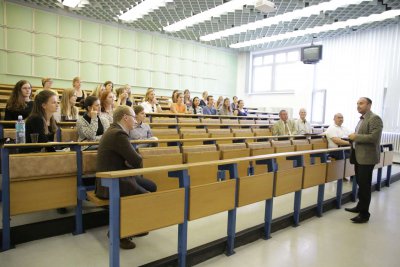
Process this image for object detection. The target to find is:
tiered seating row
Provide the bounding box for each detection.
[94,143,394,267]
[1,140,394,267]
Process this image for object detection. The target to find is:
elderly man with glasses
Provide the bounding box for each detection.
[95,105,157,249]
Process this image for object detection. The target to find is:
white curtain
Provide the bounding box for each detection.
[315,23,400,132]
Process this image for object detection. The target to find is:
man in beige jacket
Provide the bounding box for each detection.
[272,109,296,136]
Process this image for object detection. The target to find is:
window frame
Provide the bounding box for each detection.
[248,48,303,95]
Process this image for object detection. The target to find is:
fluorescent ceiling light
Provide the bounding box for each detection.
[230,9,400,49]
[58,0,89,8]
[201,0,372,42]
[119,0,173,22]
[164,0,260,32]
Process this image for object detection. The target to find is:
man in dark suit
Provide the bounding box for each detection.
[346,97,383,223]
[96,105,157,248]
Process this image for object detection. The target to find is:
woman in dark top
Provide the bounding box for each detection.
[25,90,59,152]
[5,80,34,121]
[72,77,85,103]
[234,100,248,116]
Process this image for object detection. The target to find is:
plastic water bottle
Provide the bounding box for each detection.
[15,115,26,144]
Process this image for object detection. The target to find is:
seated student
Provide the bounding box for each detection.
[272,109,297,136]
[72,77,85,103]
[295,108,312,134]
[202,95,217,115]
[130,105,158,148]
[77,96,110,149]
[199,91,208,107]
[35,78,59,98]
[91,84,105,98]
[324,113,351,148]
[103,80,114,93]
[140,88,163,113]
[215,96,224,110]
[5,80,33,122]
[170,92,188,114]
[234,100,247,116]
[183,89,192,109]
[95,105,157,249]
[218,98,233,116]
[59,88,79,121]
[231,96,239,112]
[189,97,203,114]
[167,89,179,107]
[115,86,133,107]
[100,90,114,124]
[25,90,59,152]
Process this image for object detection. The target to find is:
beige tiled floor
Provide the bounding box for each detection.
[0,165,399,267]
[198,181,400,267]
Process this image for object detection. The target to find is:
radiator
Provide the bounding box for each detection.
[381,132,400,152]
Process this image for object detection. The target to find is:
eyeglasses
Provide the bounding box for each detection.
[125,114,136,119]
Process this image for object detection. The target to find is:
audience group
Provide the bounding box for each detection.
[4,79,254,151]
[3,77,346,250]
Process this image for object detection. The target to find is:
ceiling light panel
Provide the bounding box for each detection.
[201,0,373,41]
[230,9,400,49]
[118,0,174,22]
[164,0,262,32]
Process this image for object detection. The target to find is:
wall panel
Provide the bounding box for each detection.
[58,59,79,80]
[100,45,118,65]
[166,73,179,89]
[101,25,118,46]
[151,72,166,89]
[7,53,31,75]
[34,10,57,34]
[100,65,118,83]
[7,29,32,53]
[34,34,57,57]
[81,42,99,62]
[136,70,150,87]
[59,38,79,60]
[119,49,135,68]
[119,29,135,49]
[80,62,99,82]
[118,67,134,85]
[6,3,32,30]
[81,21,100,42]
[34,56,56,78]
[136,32,152,52]
[1,2,237,96]
[59,16,80,39]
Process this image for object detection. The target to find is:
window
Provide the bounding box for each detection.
[249,49,312,93]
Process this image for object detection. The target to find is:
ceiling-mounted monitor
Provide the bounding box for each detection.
[301,45,323,64]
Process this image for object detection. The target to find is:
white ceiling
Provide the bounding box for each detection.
[12,0,400,51]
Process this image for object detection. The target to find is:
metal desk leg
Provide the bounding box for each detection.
[317,184,325,217]
[102,179,120,267]
[376,168,382,191]
[1,148,11,251]
[336,179,343,209]
[293,190,302,226]
[385,165,392,187]
[264,198,273,239]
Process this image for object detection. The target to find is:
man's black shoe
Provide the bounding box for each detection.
[120,238,136,249]
[351,215,369,224]
[345,206,360,213]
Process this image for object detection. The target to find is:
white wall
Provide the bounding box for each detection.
[237,22,400,130]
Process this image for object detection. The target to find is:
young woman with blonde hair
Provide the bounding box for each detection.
[60,88,79,121]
